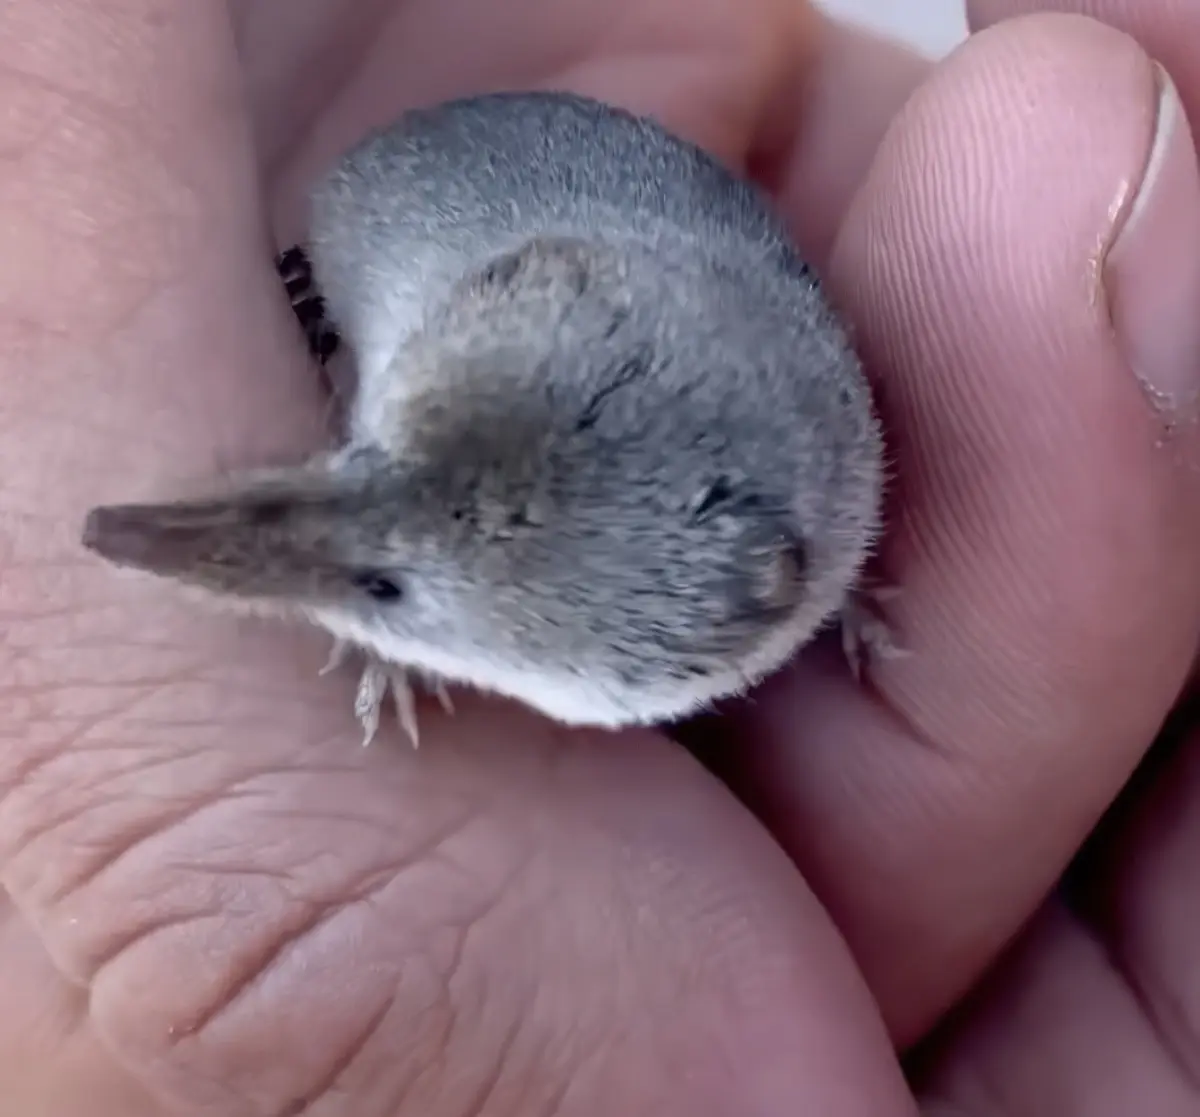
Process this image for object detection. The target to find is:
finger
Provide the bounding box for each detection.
[0,3,915,1113]
[1057,711,1200,1101]
[918,712,1200,1111]
[249,0,928,276]
[755,11,934,267]
[915,901,1200,1114]
[258,0,823,241]
[709,12,1200,1045]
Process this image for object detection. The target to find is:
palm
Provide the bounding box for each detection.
[4,3,871,1114]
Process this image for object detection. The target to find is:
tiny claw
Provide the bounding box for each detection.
[354,660,388,747]
[432,679,455,715]
[344,652,425,748]
[391,671,421,749]
[320,638,350,676]
[840,584,908,682]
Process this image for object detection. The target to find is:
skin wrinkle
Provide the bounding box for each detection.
[455,1015,525,1117]
[287,992,401,1115]
[0,708,172,867]
[426,851,650,1117]
[353,903,531,1117]
[4,638,214,690]
[1,689,129,767]
[38,780,283,913]
[79,769,510,1028]
[11,700,496,1041]
[403,931,463,1111]
[161,862,430,1042]
[88,782,474,941]
[17,787,211,911]
[3,712,277,890]
[89,868,491,1113]
[5,612,351,746]
[491,1007,596,1117]
[138,915,399,1114]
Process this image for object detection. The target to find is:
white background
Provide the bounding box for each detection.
[818,0,968,57]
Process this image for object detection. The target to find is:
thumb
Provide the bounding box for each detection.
[709,11,1200,1045]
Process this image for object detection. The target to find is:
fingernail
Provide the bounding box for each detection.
[1105,65,1200,408]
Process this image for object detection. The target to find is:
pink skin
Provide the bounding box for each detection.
[2,0,1200,1113]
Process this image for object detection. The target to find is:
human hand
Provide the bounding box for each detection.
[2,0,1200,1113]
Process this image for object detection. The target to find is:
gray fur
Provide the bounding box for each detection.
[83,91,884,729]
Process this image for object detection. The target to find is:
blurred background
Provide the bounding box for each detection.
[818,0,967,56]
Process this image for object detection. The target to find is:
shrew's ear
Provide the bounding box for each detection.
[473,235,595,295]
[80,466,371,600]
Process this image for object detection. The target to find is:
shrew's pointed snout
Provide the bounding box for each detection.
[82,502,221,575]
[80,479,366,599]
[81,463,396,598]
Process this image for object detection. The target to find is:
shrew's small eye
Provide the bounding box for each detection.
[350,571,403,602]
